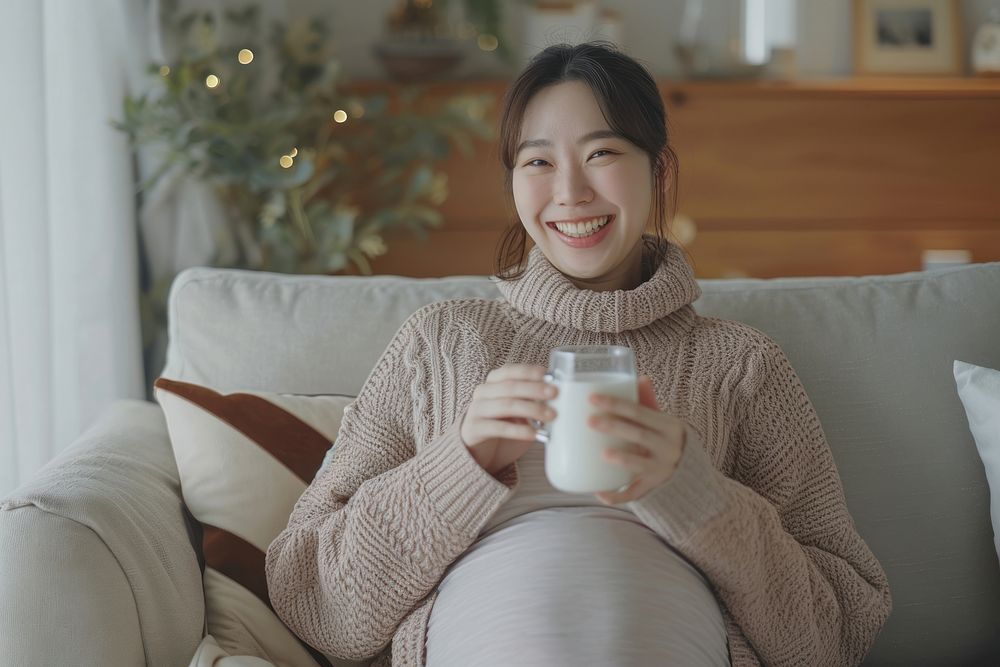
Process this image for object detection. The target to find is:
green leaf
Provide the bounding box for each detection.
[445,127,473,158]
[347,249,372,275]
[118,3,501,280]
[325,251,347,273]
[376,165,402,188]
[406,165,433,200]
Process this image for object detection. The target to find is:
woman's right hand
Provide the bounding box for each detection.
[459,364,558,477]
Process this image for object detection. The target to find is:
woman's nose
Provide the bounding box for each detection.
[553,165,593,206]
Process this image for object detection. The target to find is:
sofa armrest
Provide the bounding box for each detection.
[0,399,205,667]
[0,505,146,664]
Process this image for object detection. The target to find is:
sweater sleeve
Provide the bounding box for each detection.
[264,308,516,661]
[626,341,892,666]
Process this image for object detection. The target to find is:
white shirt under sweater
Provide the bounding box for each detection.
[424,441,730,667]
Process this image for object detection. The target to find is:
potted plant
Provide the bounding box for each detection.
[374,0,514,81]
[115,1,495,367]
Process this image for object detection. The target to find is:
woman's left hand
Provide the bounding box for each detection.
[588,375,687,505]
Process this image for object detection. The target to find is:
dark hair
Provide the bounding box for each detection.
[494,41,679,280]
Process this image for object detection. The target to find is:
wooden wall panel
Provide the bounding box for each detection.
[349,78,1000,278]
[369,229,501,276]
[435,137,510,231]
[366,226,1000,279]
[686,226,1000,278]
[667,97,1000,223]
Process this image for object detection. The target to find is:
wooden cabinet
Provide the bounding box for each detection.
[348,77,1000,278]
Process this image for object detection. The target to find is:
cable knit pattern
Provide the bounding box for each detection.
[491,240,701,333]
[264,235,892,666]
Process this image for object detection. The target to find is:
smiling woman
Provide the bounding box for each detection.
[495,45,678,291]
[265,42,893,667]
[510,81,652,289]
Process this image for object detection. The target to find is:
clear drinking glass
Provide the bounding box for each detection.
[532,345,638,493]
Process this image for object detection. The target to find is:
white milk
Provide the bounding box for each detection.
[544,371,638,493]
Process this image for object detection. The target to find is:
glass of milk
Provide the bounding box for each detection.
[531,345,638,493]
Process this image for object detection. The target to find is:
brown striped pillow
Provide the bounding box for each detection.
[154,378,357,667]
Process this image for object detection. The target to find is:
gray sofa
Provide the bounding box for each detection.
[2,261,999,666]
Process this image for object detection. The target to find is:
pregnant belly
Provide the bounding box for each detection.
[425,507,730,667]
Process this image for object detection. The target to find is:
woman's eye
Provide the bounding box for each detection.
[522,150,617,168]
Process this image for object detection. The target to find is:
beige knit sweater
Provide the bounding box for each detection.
[265,236,892,667]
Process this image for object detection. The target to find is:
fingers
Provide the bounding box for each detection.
[485,364,547,383]
[588,389,683,441]
[595,477,642,505]
[636,375,659,409]
[478,364,557,403]
[465,418,539,443]
[463,365,557,448]
[588,375,658,414]
[473,379,557,402]
[601,446,651,474]
[588,392,644,421]
[589,413,658,450]
[471,397,556,423]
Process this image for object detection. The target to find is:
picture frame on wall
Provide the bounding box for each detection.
[853,0,964,75]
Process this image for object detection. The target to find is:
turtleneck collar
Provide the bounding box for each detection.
[491,235,701,334]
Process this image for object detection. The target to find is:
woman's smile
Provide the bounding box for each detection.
[545,214,616,248]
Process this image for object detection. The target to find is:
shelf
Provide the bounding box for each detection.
[345,76,1000,99]
[659,76,1000,98]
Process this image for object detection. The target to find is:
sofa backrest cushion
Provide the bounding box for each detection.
[162,262,1000,665]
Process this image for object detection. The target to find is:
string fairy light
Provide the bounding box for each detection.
[477,34,499,52]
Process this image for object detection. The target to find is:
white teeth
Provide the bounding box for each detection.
[552,215,610,237]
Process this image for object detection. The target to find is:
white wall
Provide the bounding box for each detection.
[282,0,999,79]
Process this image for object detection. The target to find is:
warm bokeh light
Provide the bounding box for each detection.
[205,74,220,88]
[477,34,499,52]
[237,49,254,65]
[159,65,170,77]
[279,155,294,169]
[414,0,433,8]
[289,147,298,158]
[333,109,348,123]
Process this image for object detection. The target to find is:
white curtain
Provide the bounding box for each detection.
[137,0,290,382]
[0,0,150,496]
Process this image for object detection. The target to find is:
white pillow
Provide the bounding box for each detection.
[154,378,362,667]
[185,634,373,667]
[954,360,1000,564]
[188,634,274,667]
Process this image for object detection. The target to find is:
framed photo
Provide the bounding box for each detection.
[853,0,964,75]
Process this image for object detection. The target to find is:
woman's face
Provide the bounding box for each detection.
[511,80,653,291]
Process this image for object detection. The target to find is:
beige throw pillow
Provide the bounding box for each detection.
[154,378,355,667]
